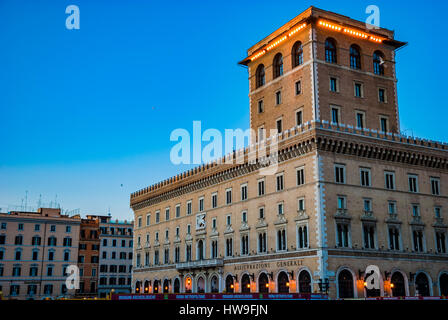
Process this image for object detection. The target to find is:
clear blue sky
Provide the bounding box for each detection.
[0,0,446,220]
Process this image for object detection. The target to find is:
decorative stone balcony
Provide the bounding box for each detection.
[361,210,376,222]
[175,258,224,271]
[410,215,425,226]
[334,209,351,221]
[295,210,308,222]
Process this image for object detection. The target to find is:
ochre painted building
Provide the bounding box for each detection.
[130,7,448,299]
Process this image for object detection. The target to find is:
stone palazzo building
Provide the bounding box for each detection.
[130,7,448,299]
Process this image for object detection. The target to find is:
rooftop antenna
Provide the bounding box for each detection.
[25,190,28,211]
[108,207,111,217]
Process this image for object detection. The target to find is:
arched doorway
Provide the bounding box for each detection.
[185,276,192,293]
[135,281,141,294]
[415,273,430,296]
[258,273,269,293]
[197,276,205,293]
[153,280,159,293]
[338,270,354,299]
[241,274,251,293]
[197,240,204,260]
[144,280,150,293]
[440,273,448,296]
[210,275,219,293]
[391,272,406,297]
[163,279,169,293]
[298,270,312,293]
[225,275,234,293]
[277,272,289,293]
[173,278,180,293]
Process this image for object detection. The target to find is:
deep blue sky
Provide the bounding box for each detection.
[0,0,446,219]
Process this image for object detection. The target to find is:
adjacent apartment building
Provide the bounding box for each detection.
[0,208,81,300]
[98,215,133,297]
[75,215,101,298]
[130,6,448,299]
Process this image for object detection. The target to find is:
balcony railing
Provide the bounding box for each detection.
[176,258,223,270]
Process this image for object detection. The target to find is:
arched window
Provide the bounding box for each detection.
[277,271,289,293]
[373,50,385,75]
[298,270,312,293]
[197,277,205,293]
[273,53,283,79]
[185,277,192,293]
[325,38,337,63]
[255,64,265,88]
[225,275,234,293]
[338,269,354,298]
[173,278,180,293]
[241,274,251,293]
[440,273,448,296]
[163,279,169,293]
[350,45,361,69]
[415,273,430,296]
[153,280,159,293]
[258,273,269,293]
[210,275,219,293]
[135,281,141,293]
[144,280,150,293]
[391,272,406,297]
[197,240,204,260]
[292,41,303,68]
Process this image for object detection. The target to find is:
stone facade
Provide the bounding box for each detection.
[0,208,81,300]
[130,6,448,299]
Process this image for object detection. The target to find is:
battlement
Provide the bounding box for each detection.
[130,120,448,206]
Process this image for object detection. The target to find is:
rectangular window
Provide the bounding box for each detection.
[363,199,372,212]
[389,226,400,250]
[331,107,340,124]
[186,201,192,215]
[258,126,265,142]
[354,82,363,98]
[436,231,447,253]
[336,223,350,247]
[276,173,284,191]
[380,117,389,132]
[241,211,248,223]
[241,184,248,201]
[258,179,265,196]
[175,205,181,218]
[408,174,419,193]
[378,88,386,103]
[146,214,151,226]
[276,118,283,133]
[258,100,264,113]
[412,204,420,217]
[199,197,204,212]
[226,189,232,205]
[335,164,346,184]
[155,211,160,223]
[295,80,302,95]
[330,77,338,92]
[296,109,303,126]
[388,201,397,215]
[298,197,305,211]
[226,215,231,226]
[275,91,282,105]
[296,167,305,186]
[337,196,346,210]
[356,111,365,129]
[363,224,376,249]
[431,177,441,196]
[211,193,218,209]
[385,171,395,190]
[165,208,170,221]
[212,218,217,229]
[435,207,442,218]
[412,229,424,252]
[277,202,284,215]
[259,207,265,219]
[360,168,371,187]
